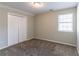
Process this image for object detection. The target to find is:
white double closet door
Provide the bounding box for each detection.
[8,14,27,46]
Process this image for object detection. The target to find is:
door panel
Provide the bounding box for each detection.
[8,14,27,46]
[18,17,27,43]
[8,15,19,46]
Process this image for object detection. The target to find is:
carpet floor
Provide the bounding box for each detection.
[0,39,78,56]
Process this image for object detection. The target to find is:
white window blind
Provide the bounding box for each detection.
[58,13,73,32]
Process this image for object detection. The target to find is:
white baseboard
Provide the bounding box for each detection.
[0,46,8,50]
[77,47,79,55]
[0,41,8,50]
[0,37,33,50]
[19,37,34,43]
[27,37,34,40]
[0,37,76,50]
[35,38,76,47]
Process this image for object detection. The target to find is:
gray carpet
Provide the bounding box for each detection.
[0,39,78,56]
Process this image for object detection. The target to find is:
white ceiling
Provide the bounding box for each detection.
[0,2,78,15]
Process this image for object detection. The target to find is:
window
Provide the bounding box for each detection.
[58,13,73,32]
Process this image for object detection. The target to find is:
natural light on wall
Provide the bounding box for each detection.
[58,13,73,32]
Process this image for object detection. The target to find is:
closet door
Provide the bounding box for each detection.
[18,17,27,43]
[8,15,19,46]
[8,14,27,46]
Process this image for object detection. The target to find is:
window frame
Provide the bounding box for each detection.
[58,13,73,32]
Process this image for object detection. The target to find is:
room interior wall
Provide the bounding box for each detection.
[0,7,8,49]
[34,7,77,47]
[27,16,34,39]
[0,5,34,49]
[77,4,79,54]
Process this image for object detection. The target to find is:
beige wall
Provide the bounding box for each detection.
[0,7,8,49]
[27,16,34,39]
[0,6,34,49]
[34,7,77,46]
